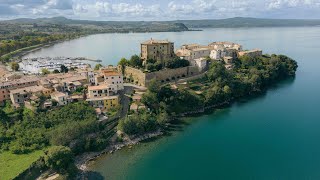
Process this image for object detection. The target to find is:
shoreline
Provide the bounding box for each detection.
[75,100,232,173]
[75,130,163,172]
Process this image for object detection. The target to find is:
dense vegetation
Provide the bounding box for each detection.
[0,102,112,155]
[118,54,298,135]
[0,33,83,62]
[118,55,189,73]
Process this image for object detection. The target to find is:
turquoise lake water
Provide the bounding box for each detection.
[27,27,320,179]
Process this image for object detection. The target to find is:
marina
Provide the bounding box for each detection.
[19,57,101,74]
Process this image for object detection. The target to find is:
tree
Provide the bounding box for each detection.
[0,55,11,63]
[60,65,68,73]
[10,62,19,71]
[53,69,60,74]
[94,64,103,70]
[157,111,169,126]
[118,58,129,75]
[41,68,50,75]
[146,63,155,71]
[129,55,143,68]
[164,57,189,69]
[44,146,75,173]
[147,79,161,93]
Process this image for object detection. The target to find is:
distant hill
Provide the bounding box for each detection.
[175,17,320,28]
[2,16,189,33]
[1,17,320,40]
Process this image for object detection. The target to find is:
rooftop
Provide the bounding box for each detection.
[209,41,240,46]
[0,77,40,88]
[10,85,45,94]
[60,75,87,83]
[102,71,121,77]
[88,84,110,91]
[192,47,211,52]
[142,39,173,45]
[51,91,67,98]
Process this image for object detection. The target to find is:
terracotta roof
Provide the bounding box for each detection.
[10,85,44,94]
[51,91,67,98]
[102,71,121,76]
[0,77,40,88]
[88,84,109,91]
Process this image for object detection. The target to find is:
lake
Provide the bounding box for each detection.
[28,27,320,179]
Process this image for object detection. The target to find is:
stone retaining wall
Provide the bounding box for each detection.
[122,66,200,87]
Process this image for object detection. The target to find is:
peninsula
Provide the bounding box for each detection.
[0,39,297,179]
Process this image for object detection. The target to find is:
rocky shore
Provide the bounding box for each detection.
[75,130,163,172]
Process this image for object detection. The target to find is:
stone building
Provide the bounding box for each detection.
[208,41,243,51]
[51,91,68,106]
[141,39,175,65]
[0,77,40,105]
[9,85,50,107]
[238,49,263,58]
[86,95,119,111]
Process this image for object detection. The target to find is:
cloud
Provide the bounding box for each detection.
[267,0,320,10]
[73,1,162,19]
[0,0,320,20]
[168,0,217,15]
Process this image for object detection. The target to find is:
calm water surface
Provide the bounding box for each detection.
[28,27,320,179]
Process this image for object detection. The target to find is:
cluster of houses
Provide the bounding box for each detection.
[175,41,262,70]
[139,38,262,71]
[0,66,123,113]
[1,39,263,114]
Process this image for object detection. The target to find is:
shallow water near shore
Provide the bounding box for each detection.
[28,27,320,179]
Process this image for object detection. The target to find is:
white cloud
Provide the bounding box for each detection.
[267,0,320,10]
[72,1,162,19]
[1,0,320,20]
[168,0,216,15]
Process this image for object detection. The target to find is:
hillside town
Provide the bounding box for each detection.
[0,39,262,116]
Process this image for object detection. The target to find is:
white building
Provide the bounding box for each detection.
[51,91,68,106]
[77,69,95,85]
[176,46,211,61]
[88,84,117,98]
[208,42,242,51]
[100,70,124,92]
[191,58,208,71]
[210,49,226,60]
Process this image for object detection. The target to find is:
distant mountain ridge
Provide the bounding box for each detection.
[3,16,320,28]
[175,17,320,28]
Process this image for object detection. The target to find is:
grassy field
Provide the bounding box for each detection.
[0,150,44,180]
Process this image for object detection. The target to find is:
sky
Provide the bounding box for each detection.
[0,0,320,20]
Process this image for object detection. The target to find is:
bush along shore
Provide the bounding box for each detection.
[117,54,298,134]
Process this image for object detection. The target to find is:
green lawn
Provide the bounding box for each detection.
[0,150,44,180]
